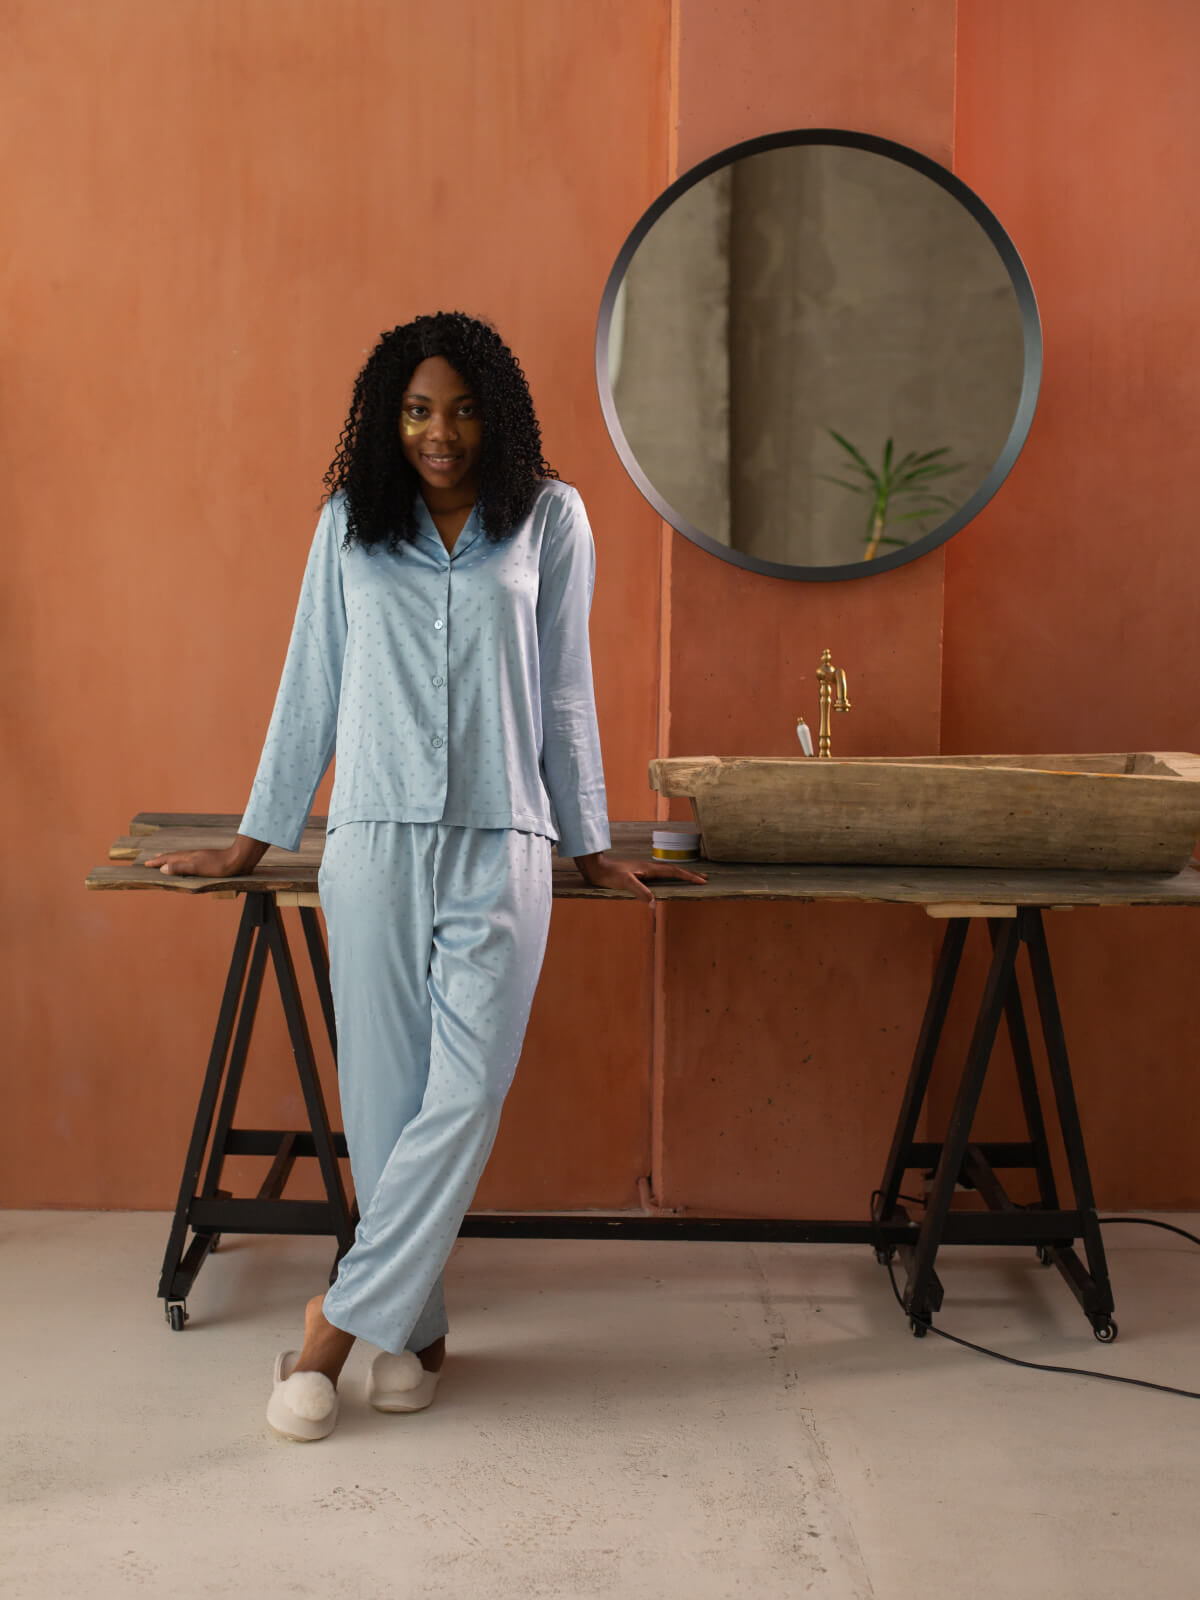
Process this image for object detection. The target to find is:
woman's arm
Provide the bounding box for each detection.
[536,489,705,900]
[235,497,348,852]
[535,489,612,861]
[145,498,348,877]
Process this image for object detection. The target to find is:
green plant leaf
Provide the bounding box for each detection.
[816,474,870,494]
[822,432,968,541]
[835,457,880,484]
[828,429,876,475]
[897,463,962,483]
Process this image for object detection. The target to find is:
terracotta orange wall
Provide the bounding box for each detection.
[0,0,669,1209]
[944,0,1200,1206]
[6,1,1197,1219]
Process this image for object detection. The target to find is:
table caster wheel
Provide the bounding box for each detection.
[1092,1315,1118,1344]
[909,1317,928,1338]
[207,1234,221,1252]
[875,1246,895,1266]
[1035,1244,1052,1266]
[165,1301,188,1332]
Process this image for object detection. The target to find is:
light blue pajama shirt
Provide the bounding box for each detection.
[238,477,611,861]
[238,478,611,1353]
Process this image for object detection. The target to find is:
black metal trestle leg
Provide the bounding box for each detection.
[873,908,1116,1342]
[157,892,357,1330]
[874,918,968,1228]
[1024,913,1115,1335]
[156,892,1115,1342]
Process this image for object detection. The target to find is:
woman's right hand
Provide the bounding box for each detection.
[142,836,269,878]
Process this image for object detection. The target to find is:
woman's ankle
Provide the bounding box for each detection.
[416,1336,446,1373]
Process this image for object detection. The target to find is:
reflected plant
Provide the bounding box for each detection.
[819,431,965,560]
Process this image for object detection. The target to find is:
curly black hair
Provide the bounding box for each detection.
[323,311,559,551]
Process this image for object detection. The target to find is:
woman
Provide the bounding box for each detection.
[145,311,705,1441]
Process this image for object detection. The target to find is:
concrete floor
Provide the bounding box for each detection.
[3,1210,1199,1599]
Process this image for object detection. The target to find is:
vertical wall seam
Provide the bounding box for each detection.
[649,0,682,1207]
[925,0,963,1149]
[943,0,963,759]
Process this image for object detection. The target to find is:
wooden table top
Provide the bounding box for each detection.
[83,813,1200,909]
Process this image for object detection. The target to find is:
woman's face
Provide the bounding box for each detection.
[398,356,483,497]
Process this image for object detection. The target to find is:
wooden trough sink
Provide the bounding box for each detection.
[647,752,1200,871]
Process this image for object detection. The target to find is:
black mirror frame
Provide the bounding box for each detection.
[595,127,1043,582]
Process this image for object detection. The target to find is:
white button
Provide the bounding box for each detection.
[432,676,444,687]
[433,618,444,630]
[432,736,444,749]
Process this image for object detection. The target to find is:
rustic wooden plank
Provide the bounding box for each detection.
[85,821,1200,907]
[649,752,1200,872]
[115,822,654,868]
[85,863,316,895]
[118,827,326,863]
[88,821,672,898]
[126,814,653,844]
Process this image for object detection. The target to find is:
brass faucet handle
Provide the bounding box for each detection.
[834,667,851,711]
[816,648,840,757]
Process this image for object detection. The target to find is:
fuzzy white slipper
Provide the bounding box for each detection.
[266,1349,339,1441]
[366,1349,441,1413]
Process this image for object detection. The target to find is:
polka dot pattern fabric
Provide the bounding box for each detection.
[238,481,611,861]
[318,822,553,1355]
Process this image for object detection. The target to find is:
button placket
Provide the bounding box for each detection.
[431,578,450,755]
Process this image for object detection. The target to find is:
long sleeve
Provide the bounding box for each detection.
[239,497,347,851]
[535,489,611,859]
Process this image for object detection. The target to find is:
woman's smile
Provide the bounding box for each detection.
[399,355,483,502]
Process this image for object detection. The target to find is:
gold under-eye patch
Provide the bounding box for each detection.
[400,414,430,437]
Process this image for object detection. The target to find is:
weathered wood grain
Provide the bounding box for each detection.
[85,818,1200,906]
[648,753,1200,872]
[89,821,675,899]
[109,829,326,865]
[125,815,654,843]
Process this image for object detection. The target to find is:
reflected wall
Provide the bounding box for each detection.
[610,142,1024,568]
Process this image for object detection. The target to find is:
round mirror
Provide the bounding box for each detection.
[595,129,1042,581]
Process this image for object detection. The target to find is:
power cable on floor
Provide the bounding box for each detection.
[1098,1215,1200,1249]
[870,1199,1200,1401]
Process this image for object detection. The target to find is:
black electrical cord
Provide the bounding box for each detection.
[870,1199,1200,1401]
[1099,1215,1200,1250]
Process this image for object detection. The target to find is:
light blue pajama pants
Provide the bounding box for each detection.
[317,821,553,1355]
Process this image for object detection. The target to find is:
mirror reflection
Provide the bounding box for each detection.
[602,137,1037,575]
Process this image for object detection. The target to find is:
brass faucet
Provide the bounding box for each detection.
[815,648,851,758]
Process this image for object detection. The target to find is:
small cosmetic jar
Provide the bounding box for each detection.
[651,827,702,862]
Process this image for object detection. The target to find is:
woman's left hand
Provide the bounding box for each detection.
[574,851,707,903]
